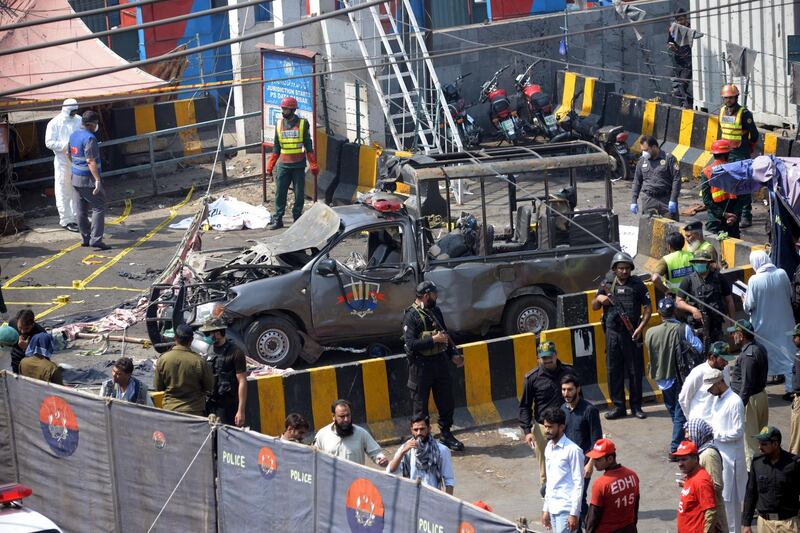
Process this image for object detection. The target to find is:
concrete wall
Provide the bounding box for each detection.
[228,0,386,148]
[430,0,688,131]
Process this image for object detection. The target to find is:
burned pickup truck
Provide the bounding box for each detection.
[147,142,620,367]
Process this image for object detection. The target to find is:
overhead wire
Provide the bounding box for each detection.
[443,146,789,363]
[1,0,792,102]
[0,0,165,31]
[0,0,389,98]
[3,0,791,109]
[0,0,274,58]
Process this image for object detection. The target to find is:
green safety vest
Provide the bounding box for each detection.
[663,250,694,289]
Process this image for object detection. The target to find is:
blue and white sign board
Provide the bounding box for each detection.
[262,51,316,144]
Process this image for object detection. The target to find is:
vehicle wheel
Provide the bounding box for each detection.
[245,315,302,368]
[610,150,629,182]
[503,295,556,335]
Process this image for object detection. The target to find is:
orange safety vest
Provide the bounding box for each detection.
[277,117,307,164]
[703,160,736,203]
[718,107,744,148]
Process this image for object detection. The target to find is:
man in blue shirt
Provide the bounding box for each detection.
[386,415,455,494]
[68,110,109,250]
[100,357,150,405]
[560,374,602,529]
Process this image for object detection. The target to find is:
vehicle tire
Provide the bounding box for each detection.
[503,295,556,335]
[610,149,629,182]
[245,315,302,368]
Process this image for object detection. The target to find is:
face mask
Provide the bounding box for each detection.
[640,151,651,160]
[203,335,213,345]
[693,263,708,274]
[93,123,100,133]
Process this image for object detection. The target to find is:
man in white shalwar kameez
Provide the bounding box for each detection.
[704,367,747,533]
[678,341,731,420]
[744,251,796,393]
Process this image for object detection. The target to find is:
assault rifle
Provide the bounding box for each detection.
[602,278,636,336]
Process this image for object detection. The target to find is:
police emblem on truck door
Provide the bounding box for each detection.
[336,278,385,318]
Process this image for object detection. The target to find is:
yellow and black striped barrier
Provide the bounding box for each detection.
[660,105,719,181]
[635,216,766,273]
[110,95,217,157]
[602,92,669,155]
[233,334,537,443]
[305,129,381,203]
[555,71,614,125]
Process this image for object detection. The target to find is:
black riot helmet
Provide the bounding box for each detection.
[610,252,634,270]
[415,281,438,297]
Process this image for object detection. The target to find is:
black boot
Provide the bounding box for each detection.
[604,408,627,420]
[439,429,464,451]
[268,218,283,230]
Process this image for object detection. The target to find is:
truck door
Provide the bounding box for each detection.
[310,223,416,341]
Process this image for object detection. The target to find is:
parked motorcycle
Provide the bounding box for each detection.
[551,90,633,182]
[440,73,482,149]
[479,65,526,145]
[514,60,560,140]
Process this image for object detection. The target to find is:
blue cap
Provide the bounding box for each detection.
[25,332,55,359]
[657,297,676,313]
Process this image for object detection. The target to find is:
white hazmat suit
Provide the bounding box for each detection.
[45,98,82,228]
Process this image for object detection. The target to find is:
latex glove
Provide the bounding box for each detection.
[306,152,320,177]
[266,152,279,176]
[668,201,678,213]
[629,203,638,215]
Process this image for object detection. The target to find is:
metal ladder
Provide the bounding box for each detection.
[342,0,462,155]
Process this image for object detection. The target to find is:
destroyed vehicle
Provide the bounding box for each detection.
[148,142,620,368]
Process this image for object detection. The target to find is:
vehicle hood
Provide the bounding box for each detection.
[252,202,340,256]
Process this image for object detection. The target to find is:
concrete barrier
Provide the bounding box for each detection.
[554,71,614,125]
[239,334,537,443]
[602,92,669,155]
[634,216,766,271]
[759,130,793,157]
[659,106,719,181]
[556,263,755,329]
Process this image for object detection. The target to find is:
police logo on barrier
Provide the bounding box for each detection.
[39,396,79,457]
[258,447,278,479]
[459,522,476,533]
[346,478,384,532]
[153,431,167,449]
[336,278,385,318]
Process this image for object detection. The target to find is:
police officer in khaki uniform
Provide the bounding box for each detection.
[631,136,682,221]
[403,281,464,451]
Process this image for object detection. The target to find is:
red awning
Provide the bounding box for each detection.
[0,0,166,105]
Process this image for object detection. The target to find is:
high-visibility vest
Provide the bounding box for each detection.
[663,249,694,290]
[719,107,744,148]
[703,161,736,203]
[277,117,307,164]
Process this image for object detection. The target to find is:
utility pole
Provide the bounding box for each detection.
[226,1,247,148]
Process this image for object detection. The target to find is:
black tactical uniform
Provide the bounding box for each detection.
[205,339,246,425]
[403,281,463,450]
[596,268,651,418]
[678,269,732,347]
